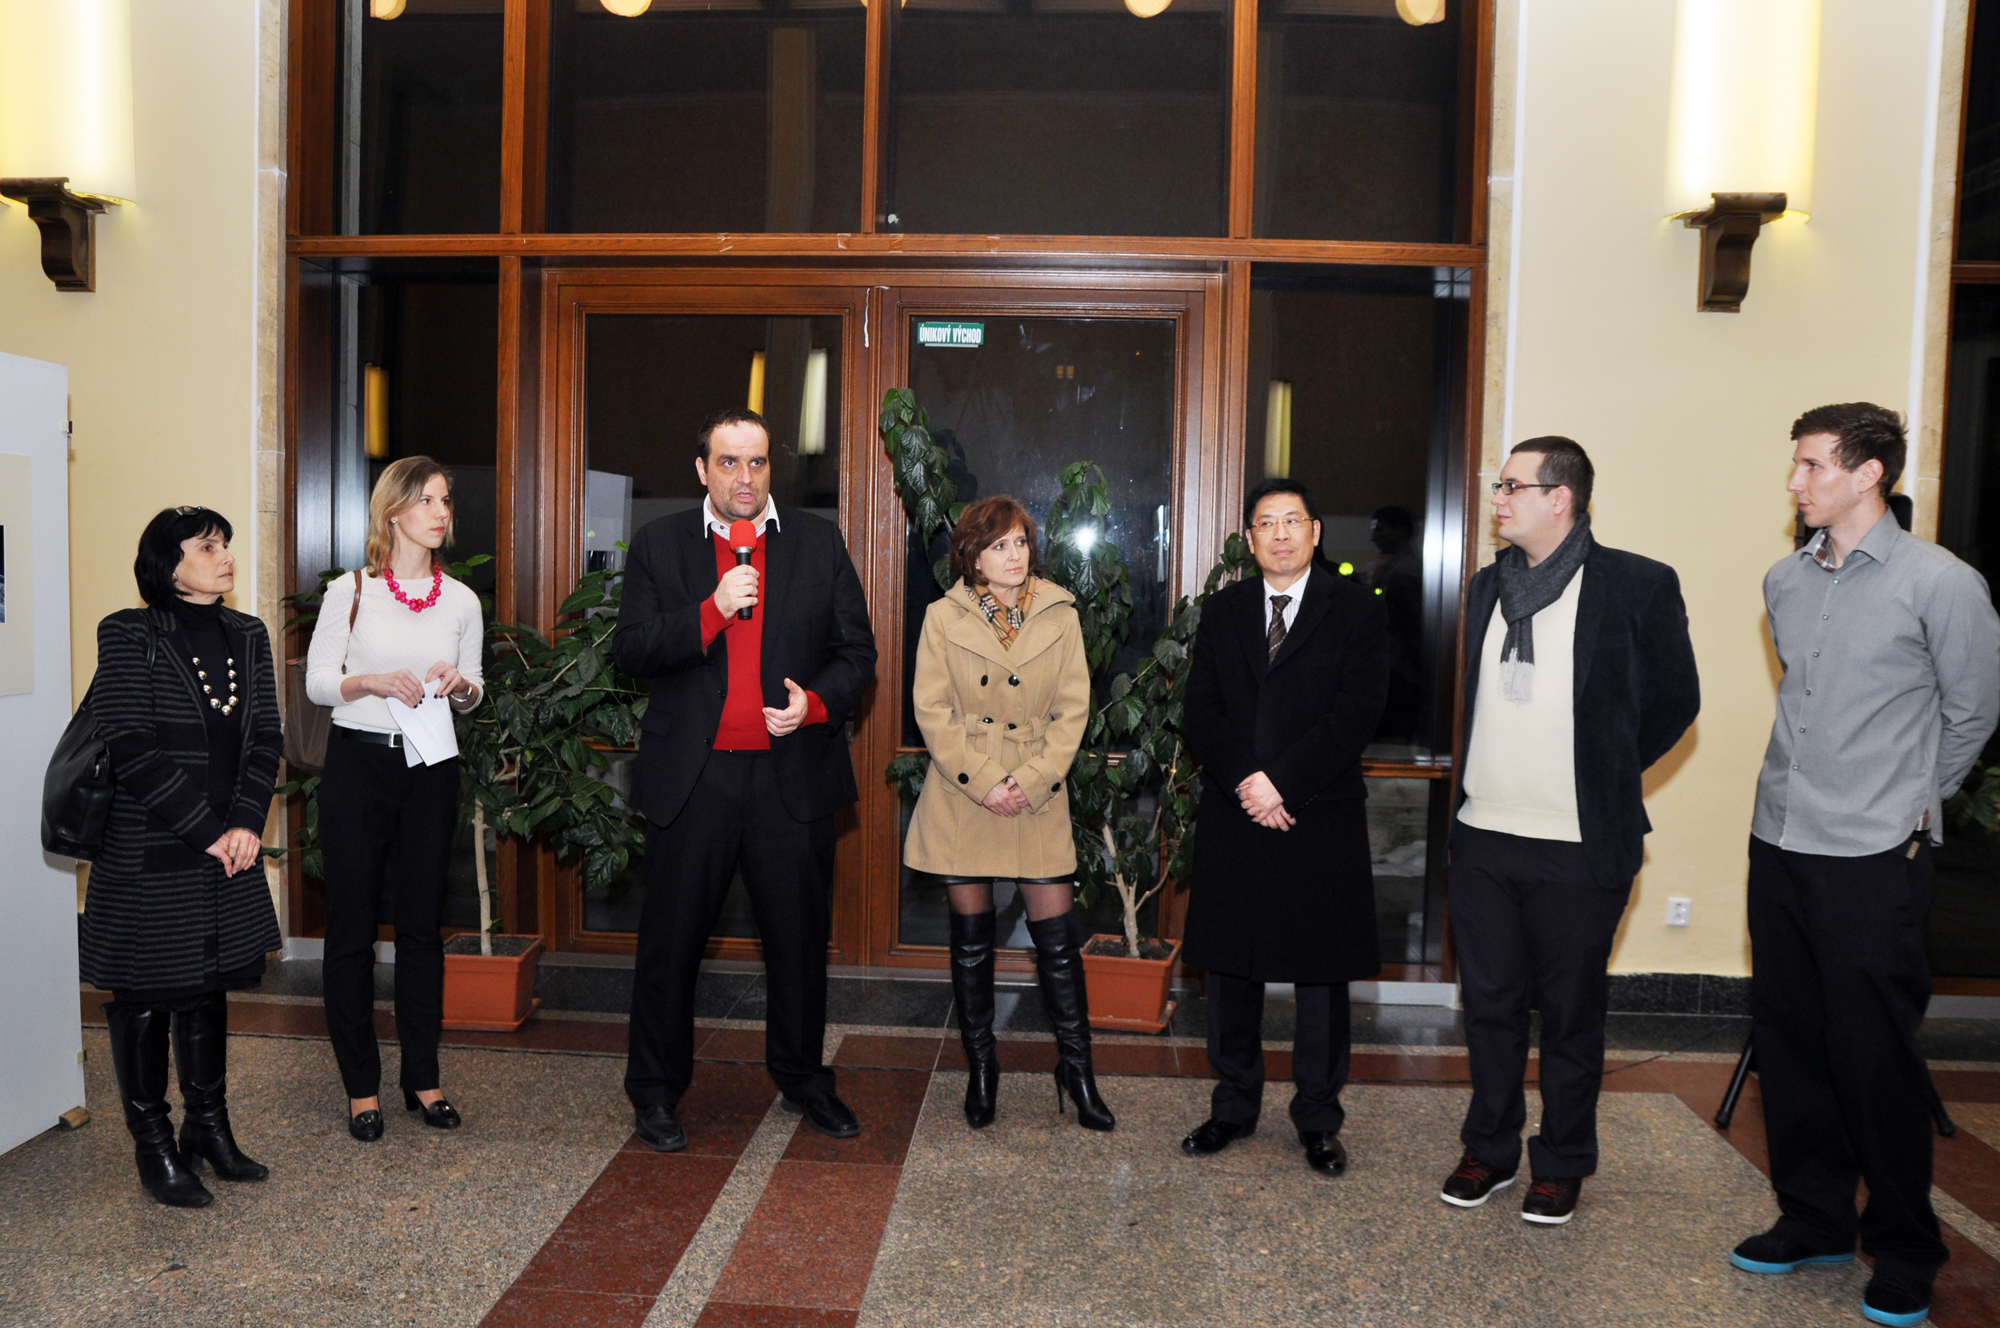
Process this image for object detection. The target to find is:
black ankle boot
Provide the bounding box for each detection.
[949,909,1000,1128]
[104,1001,213,1208]
[172,991,268,1182]
[1026,913,1115,1132]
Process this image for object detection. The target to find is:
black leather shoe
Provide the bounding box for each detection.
[348,1109,384,1142]
[1301,1131,1347,1175]
[1181,1118,1254,1156]
[633,1103,688,1153]
[403,1089,462,1130]
[783,1091,861,1139]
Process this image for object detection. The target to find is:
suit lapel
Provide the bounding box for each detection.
[1571,556,1605,709]
[1266,567,1330,673]
[680,509,719,604]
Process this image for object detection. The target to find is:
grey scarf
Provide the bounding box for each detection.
[1494,513,1592,704]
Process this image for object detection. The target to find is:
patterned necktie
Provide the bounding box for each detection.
[1267,594,1291,661]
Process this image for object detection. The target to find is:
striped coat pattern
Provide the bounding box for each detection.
[78,606,284,994]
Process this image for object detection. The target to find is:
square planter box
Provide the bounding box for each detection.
[442,934,543,1032]
[1081,934,1181,1034]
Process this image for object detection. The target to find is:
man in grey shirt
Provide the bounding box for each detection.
[1731,403,2000,1328]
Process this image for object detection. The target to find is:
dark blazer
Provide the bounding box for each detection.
[79,606,284,994]
[1458,543,1700,891]
[612,505,877,827]
[1180,565,1390,983]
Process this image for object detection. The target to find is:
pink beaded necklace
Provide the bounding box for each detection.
[383,561,444,613]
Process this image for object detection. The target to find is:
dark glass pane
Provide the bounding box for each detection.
[900,315,1176,748]
[340,0,504,235]
[1253,3,1461,242]
[1243,264,1468,762]
[582,313,845,938]
[1367,776,1446,966]
[1959,1,2000,259]
[885,0,1229,237]
[547,3,865,234]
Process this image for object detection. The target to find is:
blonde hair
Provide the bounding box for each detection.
[364,455,454,574]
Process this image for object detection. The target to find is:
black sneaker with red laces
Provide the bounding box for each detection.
[1439,1151,1517,1208]
[1522,1175,1582,1225]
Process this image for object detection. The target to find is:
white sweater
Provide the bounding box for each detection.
[1457,568,1583,842]
[305,571,485,733]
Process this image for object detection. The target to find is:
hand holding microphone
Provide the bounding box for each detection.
[713,519,760,619]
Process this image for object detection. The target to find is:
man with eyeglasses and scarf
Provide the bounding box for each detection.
[1437,437,1699,1226]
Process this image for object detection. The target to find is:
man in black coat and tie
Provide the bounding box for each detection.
[612,407,877,1151]
[1179,478,1390,1176]
[1438,437,1698,1226]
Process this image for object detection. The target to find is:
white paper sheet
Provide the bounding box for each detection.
[385,678,460,767]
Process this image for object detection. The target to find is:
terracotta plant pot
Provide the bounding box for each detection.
[441,934,544,1032]
[1080,934,1181,1033]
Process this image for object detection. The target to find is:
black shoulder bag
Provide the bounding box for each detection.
[42,615,159,860]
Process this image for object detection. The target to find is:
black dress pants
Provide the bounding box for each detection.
[319,733,460,1099]
[1747,833,1947,1277]
[1449,822,1631,1179]
[626,751,838,1109]
[1207,973,1351,1135]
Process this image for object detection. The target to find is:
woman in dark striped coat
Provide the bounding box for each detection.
[80,507,283,1208]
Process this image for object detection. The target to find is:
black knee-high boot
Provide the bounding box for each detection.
[173,991,268,1182]
[1027,913,1115,1132]
[103,1001,213,1208]
[949,910,1000,1128]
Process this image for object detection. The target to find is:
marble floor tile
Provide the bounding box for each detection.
[784,1067,930,1166]
[692,1305,858,1327]
[484,1285,658,1328]
[509,1152,737,1297]
[711,1161,903,1312]
[832,1034,943,1070]
[648,1062,782,1160]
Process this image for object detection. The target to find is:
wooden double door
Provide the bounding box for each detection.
[530,267,1229,970]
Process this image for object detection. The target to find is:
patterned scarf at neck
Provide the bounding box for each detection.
[970,577,1036,649]
[1494,512,1593,704]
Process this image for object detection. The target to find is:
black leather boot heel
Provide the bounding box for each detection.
[173,991,268,1181]
[105,1001,213,1208]
[949,909,1000,1128]
[1026,913,1115,1132]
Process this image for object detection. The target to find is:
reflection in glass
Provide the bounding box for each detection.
[339,0,504,235]
[1959,0,2000,259]
[547,2,865,234]
[1253,0,1462,242]
[1367,777,1444,966]
[1243,264,1468,760]
[581,314,843,938]
[886,0,1229,236]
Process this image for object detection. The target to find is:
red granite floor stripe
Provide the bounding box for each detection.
[832,1033,942,1070]
[510,1151,737,1298]
[1934,1121,2000,1232]
[786,1067,930,1166]
[481,1286,657,1328]
[617,1062,777,1160]
[697,1028,769,1063]
[708,1160,903,1313]
[693,1304,859,1328]
[1935,1070,2000,1104]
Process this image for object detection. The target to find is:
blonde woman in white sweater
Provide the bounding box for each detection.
[305,456,484,1142]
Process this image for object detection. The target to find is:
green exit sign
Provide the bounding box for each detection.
[916,320,985,348]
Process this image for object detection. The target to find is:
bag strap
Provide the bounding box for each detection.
[339,569,362,675]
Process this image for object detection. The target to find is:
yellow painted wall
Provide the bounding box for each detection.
[1497,0,1954,975]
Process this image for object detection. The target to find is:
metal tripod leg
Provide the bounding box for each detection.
[1715,1035,1754,1128]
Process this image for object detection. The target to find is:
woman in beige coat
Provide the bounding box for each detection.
[905,496,1114,1132]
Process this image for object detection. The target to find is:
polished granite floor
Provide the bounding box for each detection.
[6,971,1999,1327]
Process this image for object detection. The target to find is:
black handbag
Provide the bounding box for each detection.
[43,616,157,860]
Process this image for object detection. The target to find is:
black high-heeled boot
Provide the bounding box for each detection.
[949,909,1000,1128]
[103,1001,213,1208]
[172,991,268,1182]
[1026,913,1115,1132]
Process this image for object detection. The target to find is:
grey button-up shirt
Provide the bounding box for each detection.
[1754,510,2000,856]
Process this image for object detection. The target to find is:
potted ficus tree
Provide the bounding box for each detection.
[881,388,1254,1030]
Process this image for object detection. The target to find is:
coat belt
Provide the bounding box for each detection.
[963,714,1049,743]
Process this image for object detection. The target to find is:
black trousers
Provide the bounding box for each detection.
[1748,833,1947,1276]
[1449,822,1631,1179]
[319,733,460,1099]
[626,751,838,1109]
[1206,973,1351,1135]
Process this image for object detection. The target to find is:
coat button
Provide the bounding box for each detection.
[1008,675,1020,686]
[980,675,988,686]
[1051,781,1061,792]
[1006,722,1017,730]
[958,773,969,784]
[982,717,993,724]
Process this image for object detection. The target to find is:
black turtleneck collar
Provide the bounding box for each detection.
[172,596,228,623]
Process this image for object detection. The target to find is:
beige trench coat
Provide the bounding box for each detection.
[902,578,1093,880]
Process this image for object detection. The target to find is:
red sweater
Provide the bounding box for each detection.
[700,529,827,749]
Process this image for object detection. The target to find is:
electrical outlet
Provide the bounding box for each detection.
[1666,897,1691,928]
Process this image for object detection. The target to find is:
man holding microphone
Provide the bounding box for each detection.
[615,407,877,1150]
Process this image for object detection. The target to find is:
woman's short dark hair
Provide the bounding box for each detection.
[950,496,1042,586]
[135,507,234,609]
[1791,401,1906,496]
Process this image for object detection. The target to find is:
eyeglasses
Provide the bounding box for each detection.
[1250,515,1313,533]
[1489,481,1560,497]
[173,505,206,515]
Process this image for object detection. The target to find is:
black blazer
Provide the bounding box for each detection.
[79,606,284,995]
[1179,565,1390,982]
[612,505,877,826]
[1458,543,1700,890]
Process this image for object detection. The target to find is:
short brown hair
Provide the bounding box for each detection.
[950,496,1041,586]
[1791,402,1905,496]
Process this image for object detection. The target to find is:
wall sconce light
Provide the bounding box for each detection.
[1263,381,1293,479]
[364,366,391,460]
[0,0,138,292]
[1396,0,1446,24]
[747,352,767,417]
[370,0,408,17]
[1125,0,1173,17]
[600,0,652,15]
[1665,0,1820,312]
[798,349,829,457]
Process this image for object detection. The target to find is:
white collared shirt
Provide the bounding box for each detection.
[1261,571,1306,636]
[703,495,781,540]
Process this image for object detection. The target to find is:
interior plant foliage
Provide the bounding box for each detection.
[879,386,1254,957]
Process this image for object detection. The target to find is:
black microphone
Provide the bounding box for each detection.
[729,520,757,620]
